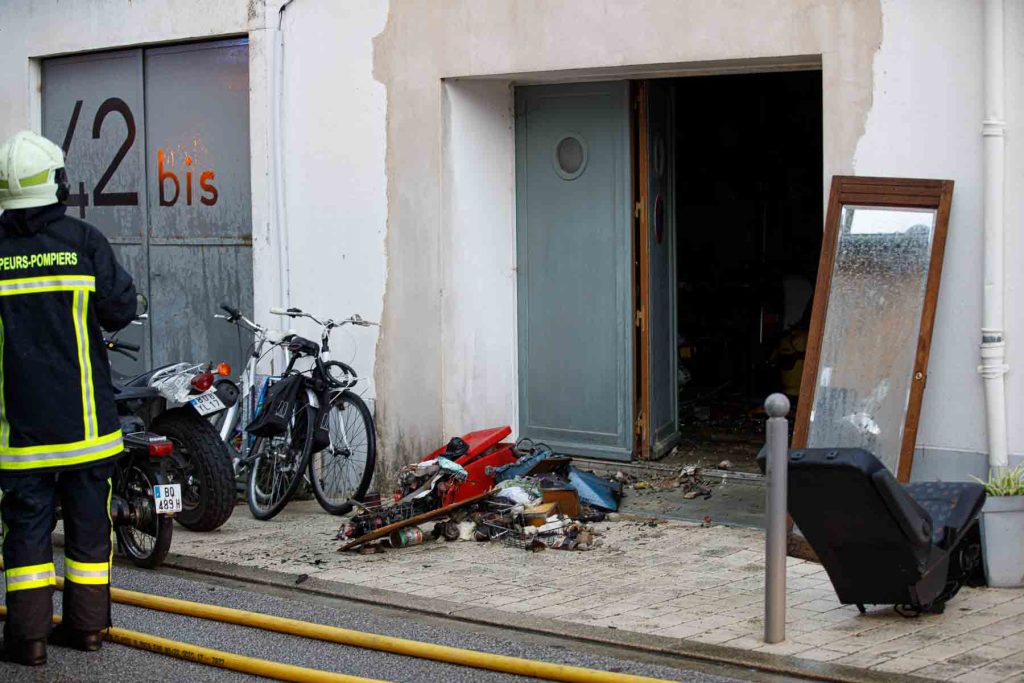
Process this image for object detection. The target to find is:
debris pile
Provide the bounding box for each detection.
[337,427,623,554]
[612,464,713,500]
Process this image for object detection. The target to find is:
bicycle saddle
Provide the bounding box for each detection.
[287,336,319,357]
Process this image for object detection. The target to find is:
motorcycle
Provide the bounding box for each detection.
[68,336,178,569]
[109,306,237,532]
[112,417,176,568]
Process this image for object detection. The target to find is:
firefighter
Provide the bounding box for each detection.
[0,131,136,666]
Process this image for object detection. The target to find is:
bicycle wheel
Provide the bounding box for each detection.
[246,395,315,521]
[308,390,376,515]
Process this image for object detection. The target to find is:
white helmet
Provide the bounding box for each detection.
[0,131,66,210]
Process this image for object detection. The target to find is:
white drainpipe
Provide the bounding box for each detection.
[268,0,296,372]
[272,0,296,312]
[980,0,1009,471]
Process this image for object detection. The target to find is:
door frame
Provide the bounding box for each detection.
[632,81,651,458]
[632,79,682,460]
[626,81,651,458]
[506,62,824,461]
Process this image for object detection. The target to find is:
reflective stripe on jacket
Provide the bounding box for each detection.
[0,203,136,472]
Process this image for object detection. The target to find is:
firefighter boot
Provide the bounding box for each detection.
[49,623,103,652]
[2,624,47,666]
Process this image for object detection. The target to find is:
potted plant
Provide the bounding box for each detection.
[974,466,1024,588]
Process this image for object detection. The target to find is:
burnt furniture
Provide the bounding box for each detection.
[785,447,985,614]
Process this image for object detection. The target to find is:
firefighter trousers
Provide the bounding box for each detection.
[0,461,114,642]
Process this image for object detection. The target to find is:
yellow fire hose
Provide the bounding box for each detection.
[109,582,671,683]
[17,566,678,683]
[0,606,385,683]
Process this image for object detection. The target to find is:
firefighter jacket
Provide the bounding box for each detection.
[0,203,136,473]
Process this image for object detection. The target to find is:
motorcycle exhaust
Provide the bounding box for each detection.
[109,495,133,526]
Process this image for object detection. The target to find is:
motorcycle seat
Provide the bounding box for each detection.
[113,384,162,401]
[112,363,183,389]
[122,368,160,388]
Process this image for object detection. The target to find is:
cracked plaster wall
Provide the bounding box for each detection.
[371,0,883,479]
[852,0,995,468]
[1,1,1020,483]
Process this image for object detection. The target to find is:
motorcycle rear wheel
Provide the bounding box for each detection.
[153,408,236,532]
[115,462,173,569]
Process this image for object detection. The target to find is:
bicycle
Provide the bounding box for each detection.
[214,304,378,520]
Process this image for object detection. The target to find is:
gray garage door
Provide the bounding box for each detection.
[42,39,252,376]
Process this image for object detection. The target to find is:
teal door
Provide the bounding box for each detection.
[515,82,633,460]
[645,81,680,455]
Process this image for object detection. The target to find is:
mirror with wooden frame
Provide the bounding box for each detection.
[793,176,953,482]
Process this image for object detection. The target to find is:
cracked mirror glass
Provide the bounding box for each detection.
[807,205,937,473]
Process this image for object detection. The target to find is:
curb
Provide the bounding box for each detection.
[151,550,932,683]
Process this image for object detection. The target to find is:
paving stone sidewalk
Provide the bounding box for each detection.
[170,501,1024,682]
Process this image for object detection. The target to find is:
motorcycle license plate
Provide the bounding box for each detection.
[153,484,182,515]
[190,392,225,416]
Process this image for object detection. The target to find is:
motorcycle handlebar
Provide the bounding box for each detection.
[104,338,140,361]
[109,340,141,352]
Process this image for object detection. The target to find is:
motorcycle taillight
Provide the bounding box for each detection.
[190,371,215,392]
[149,440,174,457]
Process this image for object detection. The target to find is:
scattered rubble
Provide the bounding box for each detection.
[612,464,713,499]
[336,426,720,555]
[337,427,625,553]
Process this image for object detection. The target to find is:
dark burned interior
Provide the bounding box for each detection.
[668,70,823,472]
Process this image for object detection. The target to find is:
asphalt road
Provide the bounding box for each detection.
[0,558,790,683]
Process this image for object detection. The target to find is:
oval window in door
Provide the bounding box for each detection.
[653,135,666,179]
[553,133,588,180]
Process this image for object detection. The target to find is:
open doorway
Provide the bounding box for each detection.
[638,70,823,472]
[513,70,822,468]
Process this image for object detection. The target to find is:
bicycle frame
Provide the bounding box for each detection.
[214,313,281,472]
[216,305,376,475]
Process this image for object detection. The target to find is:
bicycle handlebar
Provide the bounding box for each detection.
[223,304,377,341]
[271,306,308,318]
[220,302,242,320]
[347,314,379,328]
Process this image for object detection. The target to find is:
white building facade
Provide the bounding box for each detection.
[2,0,1022,483]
